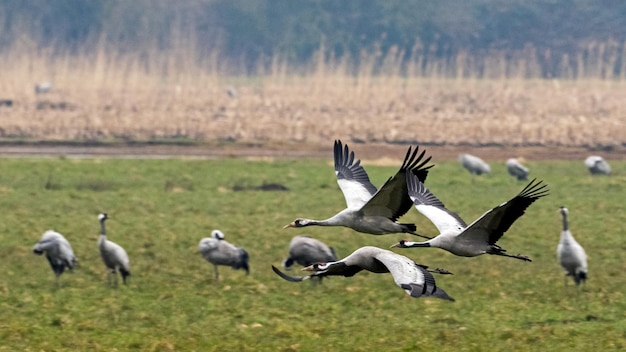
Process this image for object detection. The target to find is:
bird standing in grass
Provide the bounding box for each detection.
[284,140,433,237]
[199,230,249,282]
[272,246,454,301]
[459,153,490,180]
[33,230,77,285]
[557,207,588,286]
[282,235,337,270]
[584,155,611,175]
[391,173,548,262]
[98,213,130,286]
[506,158,529,181]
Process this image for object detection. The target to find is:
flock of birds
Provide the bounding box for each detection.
[33,140,600,299]
[33,213,130,287]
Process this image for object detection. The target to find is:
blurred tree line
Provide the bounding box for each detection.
[1,0,625,78]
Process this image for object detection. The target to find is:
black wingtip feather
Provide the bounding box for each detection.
[398,145,434,183]
[519,178,550,199]
[272,265,308,282]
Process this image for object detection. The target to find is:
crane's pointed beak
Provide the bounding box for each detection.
[301,265,314,271]
[283,222,295,229]
[390,242,400,248]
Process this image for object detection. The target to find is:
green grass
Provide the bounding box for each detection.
[0,156,625,351]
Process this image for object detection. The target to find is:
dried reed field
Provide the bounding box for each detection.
[1,52,625,160]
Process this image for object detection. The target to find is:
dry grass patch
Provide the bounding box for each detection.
[0,50,625,149]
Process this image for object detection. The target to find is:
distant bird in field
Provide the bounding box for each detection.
[282,235,337,270]
[584,156,611,175]
[459,154,490,180]
[391,173,549,262]
[272,246,454,301]
[33,230,77,285]
[199,230,249,282]
[98,213,130,286]
[557,207,588,286]
[285,140,433,238]
[506,158,529,181]
[35,81,52,94]
[226,85,238,98]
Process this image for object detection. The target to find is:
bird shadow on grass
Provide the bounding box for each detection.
[232,179,289,192]
[74,178,118,192]
[524,314,608,327]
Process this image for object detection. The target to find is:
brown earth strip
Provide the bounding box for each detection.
[0,142,623,161]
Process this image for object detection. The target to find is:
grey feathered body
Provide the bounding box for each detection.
[557,232,587,282]
[506,158,529,181]
[99,235,130,276]
[557,208,588,285]
[284,235,336,269]
[585,156,611,175]
[33,230,77,277]
[199,237,249,272]
[459,154,490,175]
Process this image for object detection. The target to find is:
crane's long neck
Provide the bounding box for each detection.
[561,211,569,232]
[559,211,575,245]
[100,219,107,236]
[305,217,343,227]
[404,241,432,248]
[98,220,107,247]
[322,261,348,275]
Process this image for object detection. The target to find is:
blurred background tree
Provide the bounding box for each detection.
[1,0,625,78]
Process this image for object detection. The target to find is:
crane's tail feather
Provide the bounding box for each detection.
[401,283,455,301]
[120,268,130,284]
[574,271,587,285]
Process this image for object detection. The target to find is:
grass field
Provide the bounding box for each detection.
[0,154,624,351]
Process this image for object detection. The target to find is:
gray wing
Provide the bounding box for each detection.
[374,250,454,301]
[406,172,467,233]
[460,179,549,244]
[101,240,130,272]
[334,140,378,209]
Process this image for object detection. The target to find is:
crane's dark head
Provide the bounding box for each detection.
[390,239,409,248]
[98,213,108,222]
[211,229,225,240]
[283,218,311,229]
[302,262,329,272]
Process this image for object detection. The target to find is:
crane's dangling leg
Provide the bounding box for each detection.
[213,264,220,283]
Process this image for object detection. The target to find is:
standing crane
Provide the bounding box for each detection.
[272,246,454,301]
[199,230,249,282]
[506,158,530,181]
[284,140,433,237]
[282,235,337,270]
[98,213,130,286]
[584,156,611,175]
[459,153,490,181]
[557,207,588,286]
[33,230,77,285]
[391,173,548,261]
